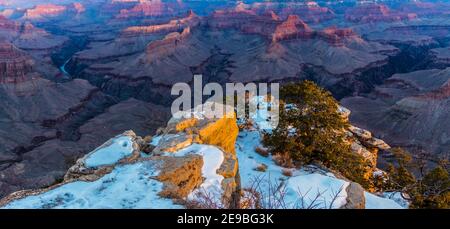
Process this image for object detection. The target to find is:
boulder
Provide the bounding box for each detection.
[64,131,141,181]
[366,138,391,151]
[156,155,204,199]
[155,102,239,155]
[349,125,372,140]
[341,182,365,209]
[152,102,240,207]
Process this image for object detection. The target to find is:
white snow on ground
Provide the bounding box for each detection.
[2,161,183,209]
[85,136,134,168]
[236,129,406,209]
[365,192,405,209]
[150,135,162,146]
[169,144,225,204]
[286,174,349,209]
[237,131,286,186]
[248,96,279,131]
[236,130,349,209]
[382,192,410,208]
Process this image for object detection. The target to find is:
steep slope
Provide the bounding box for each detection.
[0,16,67,51]
[345,3,417,23]
[0,41,34,83]
[72,8,398,104]
[341,68,450,156]
[0,41,171,198]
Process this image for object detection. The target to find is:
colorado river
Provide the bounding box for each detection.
[60,58,71,76]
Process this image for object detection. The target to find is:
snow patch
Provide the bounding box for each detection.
[286,174,349,209]
[3,161,182,209]
[248,96,279,130]
[170,144,225,204]
[150,135,162,146]
[236,130,349,209]
[84,136,134,168]
[364,192,405,209]
[382,192,409,208]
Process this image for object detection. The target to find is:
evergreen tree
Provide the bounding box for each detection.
[383,148,449,209]
[411,166,450,209]
[263,81,371,188]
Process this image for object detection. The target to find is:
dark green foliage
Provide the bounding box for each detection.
[410,166,450,209]
[262,80,371,188]
[383,148,450,209]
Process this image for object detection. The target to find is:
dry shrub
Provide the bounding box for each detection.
[272,152,294,168]
[240,189,261,209]
[255,163,268,172]
[184,189,223,209]
[245,174,346,209]
[255,146,269,157]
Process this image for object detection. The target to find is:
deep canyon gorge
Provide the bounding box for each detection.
[0,0,449,209]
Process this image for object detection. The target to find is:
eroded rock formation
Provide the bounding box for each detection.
[117,0,185,18]
[0,41,34,84]
[342,68,450,157]
[121,10,199,37]
[345,4,417,23]
[23,4,67,19]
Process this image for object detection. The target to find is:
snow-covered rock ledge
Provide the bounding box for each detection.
[236,129,406,209]
[0,101,407,209]
[0,103,240,209]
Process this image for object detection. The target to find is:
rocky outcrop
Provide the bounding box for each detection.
[63,130,142,181]
[0,131,182,209]
[122,10,199,37]
[0,98,407,209]
[208,9,361,47]
[367,25,449,47]
[0,41,34,84]
[153,102,240,207]
[156,154,203,200]
[430,47,450,65]
[345,4,417,23]
[0,102,240,208]
[116,0,185,18]
[154,102,238,155]
[236,101,404,209]
[271,15,313,42]
[208,9,274,36]
[318,27,358,47]
[23,4,67,20]
[341,182,366,209]
[144,27,191,62]
[399,2,450,17]
[337,106,391,181]
[0,16,67,51]
[209,10,315,42]
[280,2,335,23]
[14,22,68,50]
[0,15,19,30]
[242,1,335,23]
[0,15,20,40]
